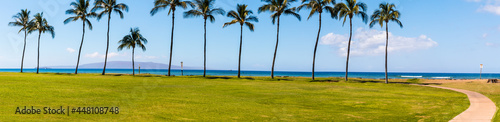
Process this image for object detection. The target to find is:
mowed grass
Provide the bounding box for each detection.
[430,80,500,121]
[0,73,468,121]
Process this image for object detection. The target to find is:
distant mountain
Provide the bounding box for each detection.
[49,61,201,69]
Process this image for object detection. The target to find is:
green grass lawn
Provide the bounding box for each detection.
[0,73,468,121]
[432,80,500,121]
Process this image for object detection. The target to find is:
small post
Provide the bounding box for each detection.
[138,64,141,74]
[480,64,483,79]
[181,61,184,76]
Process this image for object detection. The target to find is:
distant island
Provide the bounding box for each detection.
[48,61,201,69]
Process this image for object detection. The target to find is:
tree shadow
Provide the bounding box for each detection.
[204,76,233,79]
[310,79,340,82]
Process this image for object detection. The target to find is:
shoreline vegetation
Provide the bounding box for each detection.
[0,72,469,121]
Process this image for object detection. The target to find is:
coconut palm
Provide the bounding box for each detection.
[184,0,225,77]
[151,0,192,76]
[369,3,403,84]
[64,0,96,74]
[28,13,55,74]
[8,9,32,73]
[223,4,259,78]
[334,0,368,81]
[258,0,301,79]
[92,0,128,75]
[297,0,336,80]
[118,28,147,76]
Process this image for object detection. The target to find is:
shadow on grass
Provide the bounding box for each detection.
[204,76,233,79]
[348,79,384,83]
[310,79,340,82]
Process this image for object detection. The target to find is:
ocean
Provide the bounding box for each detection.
[0,69,497,79]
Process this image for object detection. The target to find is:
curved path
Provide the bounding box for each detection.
[425,85,496,122]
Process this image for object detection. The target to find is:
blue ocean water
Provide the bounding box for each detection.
[0,68,497,79]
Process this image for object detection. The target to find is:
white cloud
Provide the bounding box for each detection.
[479,5,500,15]
[320,28,438,56]
[85,52,126,58]
[468,0,500,15]
[66,48,75,53]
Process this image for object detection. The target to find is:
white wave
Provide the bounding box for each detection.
[432,77,451,79]
[401,76,423,78]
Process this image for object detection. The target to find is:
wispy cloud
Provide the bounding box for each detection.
[320,28,438,56]
[468,0,500,15]
[66,48,75,53]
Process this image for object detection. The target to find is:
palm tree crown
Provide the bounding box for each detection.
[118,28,147,52]
[29,13,55,38]
[335,0,368,25]
[151,0,192,16]
[92,0,128,20]
[369,3,402,28]
[9,9,31,33]
[64,0,95,29]
[184,0,225,21]
[258,0,301,23]
[223,4,258,31]
[297,0,336,19]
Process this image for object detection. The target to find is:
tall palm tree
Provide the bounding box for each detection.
[118,28,147,76]
[297,0,336,80]
[334,0,368,81]
[223,4,259,78]
[64,0,96,74]
[151,0,192,76]
[184,0,225,77]
[258,0,301,79]
[369,3,402,84]
[92,0,128,75]
[8,9,31,73]
[28,13,55,74]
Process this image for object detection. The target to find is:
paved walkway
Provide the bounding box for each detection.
[425,85,496,122]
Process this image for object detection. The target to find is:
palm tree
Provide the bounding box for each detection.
[297,0,336,80]
[118,28,147,76]
[334,0,368,81]
[258,0,301,79]
[8,9,31,73]
[369,3,402,84]
[223,4,259,78]
[64,0,96,74]
[28,13,55,74]
[92,0,128,75]
[151,0,192,76]
[184,0,225,77]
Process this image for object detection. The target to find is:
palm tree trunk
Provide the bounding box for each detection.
[271,16,280,79]
[385,22,389,84]
[168,10,175,76]
[76,21,86,74]
[312,13,322,80]
[203,18,207,77]
[238,24,243,78]
[21,29,27,73]
[132,48,135,76]
[345,18,352,81]
[37,31,41,74]
[102,13,111,75]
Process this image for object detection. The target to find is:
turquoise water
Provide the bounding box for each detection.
[1,69,497,79]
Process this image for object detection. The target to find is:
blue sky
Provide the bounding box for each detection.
[1,0,500,73]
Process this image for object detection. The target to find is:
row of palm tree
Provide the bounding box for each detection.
[9,10,55,74]
[9,0,402,83]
